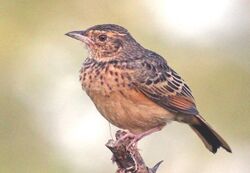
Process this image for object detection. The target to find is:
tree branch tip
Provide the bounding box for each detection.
[148,160,164,173]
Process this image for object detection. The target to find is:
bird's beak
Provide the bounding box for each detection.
[65,30,93,44]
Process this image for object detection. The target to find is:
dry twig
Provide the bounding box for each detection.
[106,130,163,173]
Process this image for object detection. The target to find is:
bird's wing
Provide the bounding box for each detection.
[133,52,198,115]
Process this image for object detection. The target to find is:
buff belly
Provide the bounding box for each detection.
[80,61,174,134]
[86,88,175,134]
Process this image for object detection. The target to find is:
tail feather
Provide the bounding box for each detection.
[190,116,232,153]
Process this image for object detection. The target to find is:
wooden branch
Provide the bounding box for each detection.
[106,130,163,173]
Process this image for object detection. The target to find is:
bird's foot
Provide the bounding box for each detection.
[127,126,163,148]
[114,126,163,150]
[114,130,137,149]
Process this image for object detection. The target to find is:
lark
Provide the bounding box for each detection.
[66,24,231,153]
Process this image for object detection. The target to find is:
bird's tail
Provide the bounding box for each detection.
[190,115,232,153]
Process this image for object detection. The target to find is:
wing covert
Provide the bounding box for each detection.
[133,51,198,115]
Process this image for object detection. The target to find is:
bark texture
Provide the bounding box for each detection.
[106,130,163,173]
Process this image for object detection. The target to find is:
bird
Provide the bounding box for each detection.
[66,24,231,153]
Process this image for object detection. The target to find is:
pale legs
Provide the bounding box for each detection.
[115,126,164,148]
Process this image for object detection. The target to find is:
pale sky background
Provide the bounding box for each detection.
[0,0,249,173]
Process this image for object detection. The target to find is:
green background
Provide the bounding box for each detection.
[0,0,249,173]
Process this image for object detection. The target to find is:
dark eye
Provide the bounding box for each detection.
[98,34,107,42]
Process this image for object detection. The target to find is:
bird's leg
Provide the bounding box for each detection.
[127,126,163,148]
[114,126,163,149]
[114,130,136,145]
[133,126,163,143]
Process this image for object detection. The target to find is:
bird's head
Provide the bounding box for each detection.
[66,24,142,61]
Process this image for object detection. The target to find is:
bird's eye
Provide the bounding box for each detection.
[98,34,107,42]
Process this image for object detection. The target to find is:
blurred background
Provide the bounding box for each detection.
[0,0,249,172]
